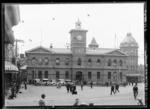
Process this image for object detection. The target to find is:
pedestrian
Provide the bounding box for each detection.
[73,98,79,106]
[39,94,46,106]
[81,81,83,91]
[11,85,14,99]
[115,84,119,93]
[72,84,77,95]
[110,84,115,95]
[66,82,69,93]
[8,87,12,99]
[90,81,93,89]
[24,81,27,90]
[132,82,133,86]
[137,98,143,105]
[133,84,138,100]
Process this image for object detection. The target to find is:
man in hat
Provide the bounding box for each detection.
[39,94,46,106]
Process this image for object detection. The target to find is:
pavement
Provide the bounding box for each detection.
[5,83,145,106]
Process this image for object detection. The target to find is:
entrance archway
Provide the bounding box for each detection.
[76,71,82,81]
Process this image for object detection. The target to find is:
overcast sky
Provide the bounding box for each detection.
[12,3,144,65]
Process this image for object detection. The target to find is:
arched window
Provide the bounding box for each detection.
[119,60,123,66]
[108,72,111,79]
[65,71,69,79]
[45,58,49,65]
[32,71,35,79]
[88,72,91,80]
[44,71,48,78]
[65,58,69,65]
[56,71,59,79]
[113,59,117,67]
[108,59,111,66]
[56,58,60,65]
[77,58,81,65]
[97,72,100,79]
[38,71,42,79]
[120,72,122,82]
[97,59,100,65]
[38,58,42,65]
[32,57,36,65]
[113,72,117,81]
[88,59,92,65]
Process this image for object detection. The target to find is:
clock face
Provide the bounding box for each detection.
[77,35,83,41]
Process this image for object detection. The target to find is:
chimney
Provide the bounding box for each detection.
[50,43,53,48]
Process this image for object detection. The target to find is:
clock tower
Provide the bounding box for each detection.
[69,19,88,81]
[69,19,88,54]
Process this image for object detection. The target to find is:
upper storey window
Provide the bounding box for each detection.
[108,59,111,66]
[119,60,123,67]
[31,57,36,65]
[45,58,49,65]
[56,58,60,65]
[38,58,42,65]
[113,59,117,67]
[88,59,92,66]
[97,59,101,65]
[65,58,69,65]
[78,58,81,66]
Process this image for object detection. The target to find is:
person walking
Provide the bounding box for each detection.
[133,84,138,100]
[81,81,83,91]
[39,94,46,106]
[24,81,27,90]
[66,82,70,93]
[90,81,93,89]
[73,98,79,106]
[110,84,115,95]
[115,84,119,93]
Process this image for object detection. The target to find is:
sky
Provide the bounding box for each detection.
[12,3,145,65]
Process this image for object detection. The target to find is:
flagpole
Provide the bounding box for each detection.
[40,28,42,46]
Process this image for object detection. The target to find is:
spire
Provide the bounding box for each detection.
[75,19,82,29]
[89,37,99,49]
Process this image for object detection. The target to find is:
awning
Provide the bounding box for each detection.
[20,65,27,70]
[126,74,143,77]
[5,61,18,73]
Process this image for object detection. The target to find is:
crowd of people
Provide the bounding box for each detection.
[6,81,27,100]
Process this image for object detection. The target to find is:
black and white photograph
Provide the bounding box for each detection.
[3,2,147,108]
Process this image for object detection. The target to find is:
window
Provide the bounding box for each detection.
[38,71,42,79]
[56,58,60,65]
[108,59,111,66]
[32,71,34,79]
[65,71,69,79]
[88,72,91,80]
[44,71,48,78]
[32,57,36,65]
[38,58,42,65]
[88,59,92,65]
[113,59,117,67]
[78,58,81,66]
[45,58,49,65]
[108,72,111,79]
[113,72,117,81]
[119,60,123,66]
[97,59,101,65]
[56,71,59,79]
[65,58,69,65]
[97,72,100,79]
[120,72,122,82]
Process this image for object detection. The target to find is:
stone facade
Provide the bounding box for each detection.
[25,20,139,83]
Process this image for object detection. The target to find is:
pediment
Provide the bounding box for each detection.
[106,50,127,56]
[26,46,52,53]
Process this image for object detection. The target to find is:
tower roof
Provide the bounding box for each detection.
[120,32,138,47]
[89,37,99,46]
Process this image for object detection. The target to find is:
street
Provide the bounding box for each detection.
[5,83,145,106]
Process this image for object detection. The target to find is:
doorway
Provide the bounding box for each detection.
[76,71,82,81]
